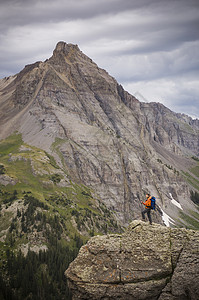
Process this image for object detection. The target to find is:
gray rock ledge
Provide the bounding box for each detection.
[65,220,199,300]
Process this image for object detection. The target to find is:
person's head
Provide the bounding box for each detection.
[146,193,150,198]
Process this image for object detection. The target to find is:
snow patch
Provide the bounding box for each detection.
[161,209,175,227]
[169,193,183,210]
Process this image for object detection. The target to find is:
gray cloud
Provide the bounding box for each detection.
[0,0,199,118]
[0,0,147,29]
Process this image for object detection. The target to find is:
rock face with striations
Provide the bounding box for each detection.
[65,220,199,300]
[0,41,199,227]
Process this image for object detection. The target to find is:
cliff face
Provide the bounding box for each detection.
[65,220,199,300]
[0,41,199,226]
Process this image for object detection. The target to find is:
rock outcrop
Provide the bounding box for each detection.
[65,220,199,300]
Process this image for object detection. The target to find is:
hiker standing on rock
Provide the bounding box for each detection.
[141,193,152,225]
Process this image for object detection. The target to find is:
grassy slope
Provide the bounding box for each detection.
[0,133,122,299]
[0,133,120,259]
[177,156,199,229]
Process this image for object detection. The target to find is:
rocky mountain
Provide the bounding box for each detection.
[0,41,199,229]
[66,220,199,300]
[0,41,199,299]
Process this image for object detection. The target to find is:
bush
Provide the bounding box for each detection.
[0,164,5,174]
[50,174,62,183]
[190,190,199,205]
[191,156,199,162]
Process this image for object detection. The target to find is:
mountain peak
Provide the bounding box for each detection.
[49,41,93,66]
[54,41,80,54]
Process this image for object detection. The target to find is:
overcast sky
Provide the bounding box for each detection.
[0,0,199,118]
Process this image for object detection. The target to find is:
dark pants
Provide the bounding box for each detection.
[142,208,152,224]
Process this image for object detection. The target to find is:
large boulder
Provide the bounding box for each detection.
[65,220,199,300]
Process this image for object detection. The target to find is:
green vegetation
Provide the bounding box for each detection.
[157,159,179,175]
[179,211,199,230]
[190,190,199,206]
[0,164,5,174]
[50,173,62,183]
[0,133,120,299]
[51,137,69,169]
[182,171,199,191]
[44,151,60,169]
[0,132,23,156]
[0,193,82,299]
[183,157,199,191]
[191,156,199,162]
[157,158,163,164]
[0,189,18,206]
[190,165,199,178]
[190,210,199,220]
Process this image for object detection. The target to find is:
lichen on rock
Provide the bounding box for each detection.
[65,220,199,300]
